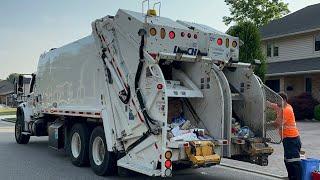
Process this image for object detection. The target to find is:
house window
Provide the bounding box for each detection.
[266,79,280,93]
[315,34,320,51]
[305,77,312,93]
[267,44,272,57]
[273,46,279,56]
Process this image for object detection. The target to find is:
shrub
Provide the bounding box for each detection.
[314,104,320,121]
[266,107,277,122]
[288,93,319,120]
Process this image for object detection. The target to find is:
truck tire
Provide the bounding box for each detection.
[69,123,89,166]
[15,108,30,144]
[89,126,116,176]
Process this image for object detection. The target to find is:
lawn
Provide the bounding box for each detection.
[0,108,16,116]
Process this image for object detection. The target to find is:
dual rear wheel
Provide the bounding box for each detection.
[68,124,116,176]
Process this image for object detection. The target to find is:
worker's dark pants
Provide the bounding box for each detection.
[283,136,302,180]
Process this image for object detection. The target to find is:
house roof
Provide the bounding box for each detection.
[260,3,320,40]
[0,80,14,96]
[266,57,320,77]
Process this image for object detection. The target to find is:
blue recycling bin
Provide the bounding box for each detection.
[301,158,320,180]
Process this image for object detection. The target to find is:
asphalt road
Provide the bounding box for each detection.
[0,120,278,180]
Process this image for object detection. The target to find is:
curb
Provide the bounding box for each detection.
[220,163,287,179]
[1,118,16,123]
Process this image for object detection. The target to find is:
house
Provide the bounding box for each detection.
[0,78,31,107]
[0,80,14,106]
[260,3,320,100]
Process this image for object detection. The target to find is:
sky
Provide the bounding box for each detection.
[0,0,319,79]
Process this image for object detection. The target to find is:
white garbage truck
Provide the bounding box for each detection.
[14,6,281,177]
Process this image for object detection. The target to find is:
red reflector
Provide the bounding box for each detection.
[217,38,223,46]
[194,34,198,39]
[181,32,185,37]
[157,84,163,90]
[165,160,172,169]
[183,142,189,147]
[169,31,175,39]
[149,53,157,59]
[187,33,191,38]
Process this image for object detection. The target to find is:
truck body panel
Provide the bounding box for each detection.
[14,8,282,177]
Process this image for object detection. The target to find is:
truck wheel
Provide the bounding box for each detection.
[69,123,89,166]
[89,126,116,176]
[15,108,30,144]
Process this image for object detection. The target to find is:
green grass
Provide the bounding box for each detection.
[0,108,16,116]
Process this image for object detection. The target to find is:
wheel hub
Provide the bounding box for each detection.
[71,132,81,158]
[92,136,105,166]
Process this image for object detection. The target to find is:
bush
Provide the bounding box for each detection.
[266,107,277,122]
[314,105,320,121]
[288,93,319,120]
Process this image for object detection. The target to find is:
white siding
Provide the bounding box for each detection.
[262,31,320,62]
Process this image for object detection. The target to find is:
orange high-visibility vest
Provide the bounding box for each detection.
[282,104,299,138]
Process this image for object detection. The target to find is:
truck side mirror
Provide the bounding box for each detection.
[18,75,24,93]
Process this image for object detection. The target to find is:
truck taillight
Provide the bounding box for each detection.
[169,31,175,39]
[149,53,157,59]
[160,28,166,39]
[150,28,157,36]
[187,33,191,38]
[232,41,238,48]
[165,160,172,168]
[181,32,185,37]
[157,83,163,90]
[194,34,198,39]
[165,151,172,159]
[217,38,223,46]
[226,38,229,48]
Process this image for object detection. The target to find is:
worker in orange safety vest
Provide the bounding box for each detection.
[268,92,302,180]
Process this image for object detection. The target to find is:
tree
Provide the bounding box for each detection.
[223,0,290,27]
[227,21,266,80]
[6,73,19,84]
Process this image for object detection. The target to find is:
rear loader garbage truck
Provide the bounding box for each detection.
[14,5,282,177]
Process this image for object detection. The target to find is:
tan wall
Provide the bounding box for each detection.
[0,95,6,104]
[311,74,320,100]
[284,76,304,99]
[267,73,320,101]
[262,31,320,63]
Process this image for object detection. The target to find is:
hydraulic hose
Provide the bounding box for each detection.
[135,29,158,133]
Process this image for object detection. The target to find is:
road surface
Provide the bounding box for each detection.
[0,120,279,180]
